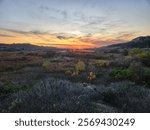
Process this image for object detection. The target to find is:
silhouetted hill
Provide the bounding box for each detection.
[0,43,60,51]
[106,36,150,49]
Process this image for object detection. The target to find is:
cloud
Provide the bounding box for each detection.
[0,34,15,38]
[80,17,128,34]
[30,30,49,35]
[0,28,74,42]
[0,28,49,35]
[78,31,139,47]
[79,37,114,46]
[0,28,30,35]
[73,11,127,34]
[61,11,68,19]
[39,5,50,11]
[79,0,90,11]
[34,35,51,42]
[39,5,68,19]
[0,28,53,42]
[57,36,67,40]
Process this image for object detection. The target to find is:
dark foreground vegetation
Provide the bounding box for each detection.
[0,47,150,112]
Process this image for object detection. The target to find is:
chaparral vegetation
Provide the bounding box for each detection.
[0,40,150,112]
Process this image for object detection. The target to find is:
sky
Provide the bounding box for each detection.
[0,0,150,49]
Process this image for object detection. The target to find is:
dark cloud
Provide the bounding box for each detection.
[30,30,49,35]
[52,32,76,38]
[0,34,15,38]
[56,33,75,40]
[0,28,29,35]
[0,28,49,35]
[57,36,67,40]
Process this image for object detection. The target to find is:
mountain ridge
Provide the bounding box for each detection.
[105,36,150,49]
[0,43,60,51]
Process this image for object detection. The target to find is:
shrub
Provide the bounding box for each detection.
[0,81,33,96]
[2,78,95,113]
[129,48,144,56]
[110,62,150,86]
[142,67,150,86]
[110,68,133,80]
[129,48,150,66]
[139,51,150,67]
[99,82,150,112]
[94,60,110,68]
[128,62,150,85]
[75,60,85,73]
[42,60,52,71]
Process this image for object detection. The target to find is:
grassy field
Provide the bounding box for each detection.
[0,48,150,112]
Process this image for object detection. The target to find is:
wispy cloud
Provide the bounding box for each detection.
[0,28,29,35]
[39,5,69,19]
[79,0,90,11]
[57,36,68,40]
[78,31,139,47]
[0,34,15,38]
[0,28,53,42]
[0,28,49,35]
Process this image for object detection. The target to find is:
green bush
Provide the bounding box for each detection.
[75,60,85,73]
[42,60,52,71]
[139,51,150,67]
[142,67,150,85]
[111,62,150,86]
[0,81,33,96]
[129,48,144,56]
[94,60,110,68]
[110,68,133,80]
[129,48,150,66]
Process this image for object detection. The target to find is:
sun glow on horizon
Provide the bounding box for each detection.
[0,30,148,49]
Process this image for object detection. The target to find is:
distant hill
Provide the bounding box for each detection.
[105,36,150,49]
[0,43,60,51]
[96,36,150,50]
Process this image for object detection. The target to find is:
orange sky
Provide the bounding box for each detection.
[0,30,144,49]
